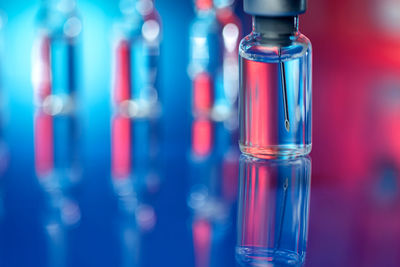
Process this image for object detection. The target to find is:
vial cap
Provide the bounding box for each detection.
[244,0,306,16]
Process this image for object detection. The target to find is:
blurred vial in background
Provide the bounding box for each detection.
[111,5,162,262]
[239,0,312,158]
[188,0,222,160]
[236,155,311,266]
[32,0,81,106]
[31,0,82,187]
[187,3,240,265]
[113,0,162,119]
[31,1,82,266]
[213,0,241,131]
[111,0,162,197]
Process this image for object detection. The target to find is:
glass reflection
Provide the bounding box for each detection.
[236,155,311,266]
[111,103,161,266]
[188,119,239,267]
[33,91,82,267]
[110,116,160,267]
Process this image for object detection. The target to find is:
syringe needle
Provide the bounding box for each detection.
[280,49,290,132]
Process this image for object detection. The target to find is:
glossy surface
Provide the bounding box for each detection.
[236,155,311,266]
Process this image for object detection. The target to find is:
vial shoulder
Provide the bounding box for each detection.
[239,32,311,63]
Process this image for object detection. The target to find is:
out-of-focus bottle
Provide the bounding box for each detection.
[113,0,162,119]
[32,0,81,106]
[213,0,241,129]
[111,8,161,262]
[239,0,312,158]
[32,0,82,189]
[236,155,311,266]
[31,3,82,266]
[187,5,240,265]
[188,0,222,160]
[112,0,162,187]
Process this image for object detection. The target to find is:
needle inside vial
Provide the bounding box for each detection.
[279,49,290,132]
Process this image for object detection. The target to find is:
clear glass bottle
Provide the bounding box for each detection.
[32,0,82,187]
[239,11,312,158]
[30,4,82,266]
[213,0,242,126]
[113,0,162,117]
[236,154,311,266]
[111,0,162,183]
[188,0,221,159]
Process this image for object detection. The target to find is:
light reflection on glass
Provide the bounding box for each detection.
[236,155,311,267]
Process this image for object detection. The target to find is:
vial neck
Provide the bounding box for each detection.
[253,16,298,41]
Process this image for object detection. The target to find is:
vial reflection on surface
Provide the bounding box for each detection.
[236,155,311,266]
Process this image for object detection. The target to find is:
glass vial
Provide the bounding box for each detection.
[113,0,162,117]
[32,0,82,186]
[236,155,311,266]
[213,0,242,127]
[188,0,221,159]
[111,0,162,182]
[239,13,312,158]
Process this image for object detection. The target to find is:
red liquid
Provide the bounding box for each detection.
[239,57,279,152]
[114,40,132,104]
